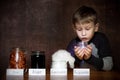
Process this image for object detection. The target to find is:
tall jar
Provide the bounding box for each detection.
[9,47,26,69]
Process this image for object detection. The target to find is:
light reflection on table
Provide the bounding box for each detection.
[50,75,67,80]
[6,75,23,80]
[73,75,89,80]
[29,75,45,80]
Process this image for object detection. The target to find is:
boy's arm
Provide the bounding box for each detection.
[85,55,103,70]
[85,55,113,71]
[85,33,113,71]
[66,38,82,64]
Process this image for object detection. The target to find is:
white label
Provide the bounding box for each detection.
[29,69,46,75]
[73,68,90,76]
[50,69,67,75]
[6,69,24,75]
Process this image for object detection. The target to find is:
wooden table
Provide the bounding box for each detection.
[90,70,120,80]
[2,69,120,80]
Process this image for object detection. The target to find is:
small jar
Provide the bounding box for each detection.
[9,48,26,69]
[77,41,88,48]
[31,51,45,68]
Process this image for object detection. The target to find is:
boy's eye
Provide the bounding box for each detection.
[86,27,91,30]
[77,28,82,31]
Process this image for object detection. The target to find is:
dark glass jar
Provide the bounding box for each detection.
[31,51,45,68]
[9,48,26,69]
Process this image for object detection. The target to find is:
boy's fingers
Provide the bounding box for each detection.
[77,49,84,60]
[86,45,92,50]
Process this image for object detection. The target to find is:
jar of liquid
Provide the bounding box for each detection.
[31,51,45,68]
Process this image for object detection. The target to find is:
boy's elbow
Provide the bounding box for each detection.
[102,63,113,71]
[102,57,113,71]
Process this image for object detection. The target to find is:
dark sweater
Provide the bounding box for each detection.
[67,32,113,70]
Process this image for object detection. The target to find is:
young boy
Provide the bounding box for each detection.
[67,6,113,71]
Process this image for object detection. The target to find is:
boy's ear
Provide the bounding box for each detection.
[95,23,99,32]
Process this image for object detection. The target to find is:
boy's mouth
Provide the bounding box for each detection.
[81,38,88,42]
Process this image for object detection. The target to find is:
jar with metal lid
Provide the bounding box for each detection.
[31,51,45,68]
[9,47,26,69]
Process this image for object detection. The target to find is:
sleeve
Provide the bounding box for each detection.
[66,39,76,56]
[85,55,104,70]
[66,39,82,64]
[86,33,113,71]
[98,34,113,71]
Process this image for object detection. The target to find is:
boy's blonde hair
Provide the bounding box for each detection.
[72,6,98,27]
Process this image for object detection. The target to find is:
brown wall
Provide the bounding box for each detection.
[0,0,120,77]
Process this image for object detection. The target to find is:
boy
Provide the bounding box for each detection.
[67,6,113,71]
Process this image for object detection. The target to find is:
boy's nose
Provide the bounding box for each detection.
[82,30,86,36]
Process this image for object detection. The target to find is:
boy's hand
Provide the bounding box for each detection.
[83,45,92,60]
[74,46,84,60]
[74,45,92,60]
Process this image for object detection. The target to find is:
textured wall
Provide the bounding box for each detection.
[0,0,120,77]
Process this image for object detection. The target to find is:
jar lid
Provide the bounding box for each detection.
[31,51,45,55]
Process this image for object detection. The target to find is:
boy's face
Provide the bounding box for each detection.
[74,22,99,42]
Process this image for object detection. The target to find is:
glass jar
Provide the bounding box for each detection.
[31,51,45,68]
[9,48,26,69]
